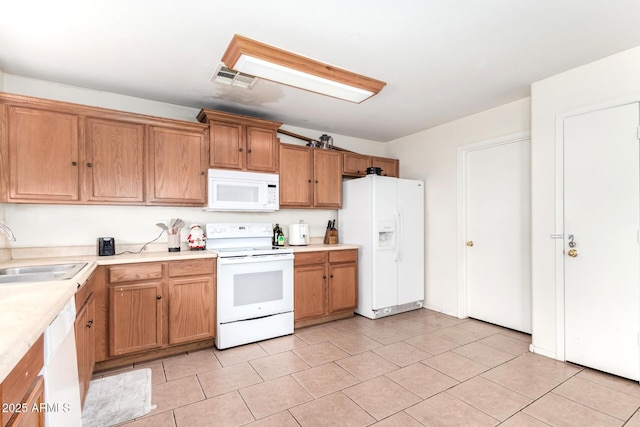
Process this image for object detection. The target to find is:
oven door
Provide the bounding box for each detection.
[217,253,294,323]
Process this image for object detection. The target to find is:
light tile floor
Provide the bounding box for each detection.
[95,309,640,426]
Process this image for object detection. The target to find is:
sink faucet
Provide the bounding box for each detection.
[0,223,16,241]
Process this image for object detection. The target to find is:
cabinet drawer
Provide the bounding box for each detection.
[329,249,358,264]
[294,251,327,266]
[168,259,215,277]
[2,334,44,427]
[109,263,163,283]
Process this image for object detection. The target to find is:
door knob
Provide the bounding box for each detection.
[466,241,474,247]
[568,249,578,257]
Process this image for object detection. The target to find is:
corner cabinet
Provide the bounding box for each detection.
[279,143,343,209]
[197,109,282,173]
[106,259,216,360]
[294,249,358,328]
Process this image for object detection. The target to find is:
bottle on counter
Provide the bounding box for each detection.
[277,228,285,246]
[273,223,280,246]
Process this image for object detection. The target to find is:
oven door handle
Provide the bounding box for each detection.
[218,253,295,265]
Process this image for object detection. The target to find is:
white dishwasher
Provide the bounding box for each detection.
[41,297,82,426]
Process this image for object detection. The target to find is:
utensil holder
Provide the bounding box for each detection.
[324,229,338,245]
[168,233,180,252]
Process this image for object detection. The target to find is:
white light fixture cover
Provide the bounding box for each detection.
[222,35,386,103]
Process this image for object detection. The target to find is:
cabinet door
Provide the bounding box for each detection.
[328,262,358,313]
[314,149,343,208]
[8,106,80,201]
[84,118,145,203]
[109,282,163,356]
[210,121,244,169]
[279,144,313,207]
[9,376,45,427]
[294,265,327,320]
[168,276,215,345]
[75,294,95,406]
[342,152,372,177]
[147,126,208,205]
[372,157,399,177]
[246,126,278,172]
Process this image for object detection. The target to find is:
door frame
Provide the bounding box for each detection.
[553,95,640,361]
[456,130,531,319]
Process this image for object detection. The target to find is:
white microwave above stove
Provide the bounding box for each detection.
[207,169,279,212]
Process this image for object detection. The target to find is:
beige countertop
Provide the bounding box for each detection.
[0,243,357,383]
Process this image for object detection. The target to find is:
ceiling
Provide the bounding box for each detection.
[2,1,640,142]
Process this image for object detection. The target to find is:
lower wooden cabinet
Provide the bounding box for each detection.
[75,291,96,406]
[294,249,358,327]
[107,259,216,358]
[109,281,163,357]
[1,335,44,427]
[167,260,216,345]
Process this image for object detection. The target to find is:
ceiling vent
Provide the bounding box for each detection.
[211,63,258,89]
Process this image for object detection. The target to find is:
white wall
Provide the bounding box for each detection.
[1,74,384,250]
[530,45,640,358]
[386,98,531,316]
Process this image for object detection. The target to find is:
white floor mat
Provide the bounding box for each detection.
[81,368,155,427]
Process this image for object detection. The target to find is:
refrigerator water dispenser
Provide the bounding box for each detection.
[377,222,396,249]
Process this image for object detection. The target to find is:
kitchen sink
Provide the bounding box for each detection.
[0,262,88,284]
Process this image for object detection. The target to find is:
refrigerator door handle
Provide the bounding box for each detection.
[394,208,402,262]
[397,208,403,262]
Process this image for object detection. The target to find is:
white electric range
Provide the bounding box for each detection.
[206,223,294,350]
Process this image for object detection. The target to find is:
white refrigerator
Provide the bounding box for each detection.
[339,175,425,319]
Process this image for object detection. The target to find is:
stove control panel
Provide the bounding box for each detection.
[206,223,272,239]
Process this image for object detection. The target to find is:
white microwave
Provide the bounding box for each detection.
[207,169,279,211]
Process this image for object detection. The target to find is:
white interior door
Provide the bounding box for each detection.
[465,137,531,333]
[564,103,640,380]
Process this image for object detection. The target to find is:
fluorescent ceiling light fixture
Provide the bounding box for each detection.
[221,34,386,103]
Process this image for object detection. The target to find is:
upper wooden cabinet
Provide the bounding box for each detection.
[6,105,80,202]
[342,152,372,177]
[372,156,399,177]
[314,149,342,208]
[146,125,208,206]
[0,93,209,206]
[343,152,399,178]
[84,117,145,203]
[279,143,342,209]
[279,143,313,207]
[197,109,281,173]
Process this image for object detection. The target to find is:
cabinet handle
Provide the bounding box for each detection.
[156,295,162,300]
[315,180,318,184]
[308,179,312,183]
[86,162,93,168]
[330,274,334,278]
[247,148,252,153]
[86,319,93,328]
[201,171,205,175]
[239,147,243,152]
[323,275,327,279]
[71,161,78,166]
